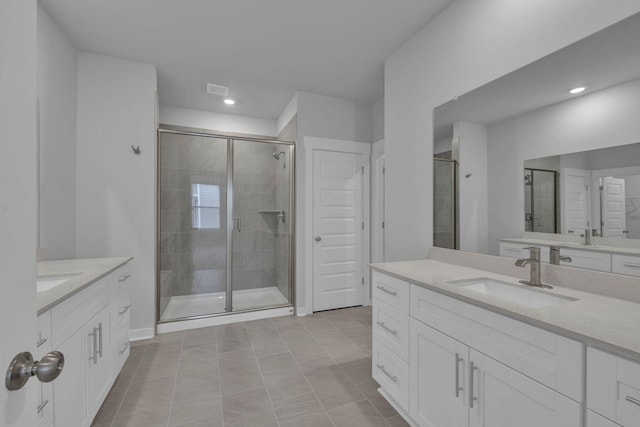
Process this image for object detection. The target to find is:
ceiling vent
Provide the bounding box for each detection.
[206,83,229,96]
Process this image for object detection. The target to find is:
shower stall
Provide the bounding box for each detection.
[157,127,294,326]
[433,158,458,249]
[524,168,558,233]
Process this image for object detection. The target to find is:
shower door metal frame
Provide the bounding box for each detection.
[156,125,296,324]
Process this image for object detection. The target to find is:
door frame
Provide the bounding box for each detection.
[371,139,385,264]
[303,137,371,313]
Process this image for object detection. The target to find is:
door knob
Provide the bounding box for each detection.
[315,236,322,242]
[5,351,64,391]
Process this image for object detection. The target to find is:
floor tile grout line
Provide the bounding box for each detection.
[215,326,225,427]
[244,323,282,427]
[108,341,150,426]
[164,331,185,427]
[273,317,337,427]
[323,309,394,423]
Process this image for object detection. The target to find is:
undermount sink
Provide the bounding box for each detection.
[448,277,578,308]
[37,273,82,292]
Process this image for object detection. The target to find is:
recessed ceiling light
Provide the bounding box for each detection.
[223,98,236,105]
[569,87,586,94]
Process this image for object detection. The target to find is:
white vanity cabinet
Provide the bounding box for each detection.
[499,241,550,260]
[372,271,410,415]
[587,347,640,427]
[411,319,580,427]
[558,247,611,272]
[46,261,132,427]
[372,270,584,427]
[36,312,53,427]
[611,254,640,277]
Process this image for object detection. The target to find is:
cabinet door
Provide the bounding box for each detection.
[410,319,469,427]
[587,410,621,427]
[469,349,581,427]
[87,308,112,419]
[53,329,89,427]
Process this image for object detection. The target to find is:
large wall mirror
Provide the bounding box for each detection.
[433,11,640,259]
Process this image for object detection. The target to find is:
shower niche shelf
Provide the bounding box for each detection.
[259,209,286,223]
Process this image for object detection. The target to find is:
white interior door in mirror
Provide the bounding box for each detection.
[602,177,626,237]
[562,168,590,234]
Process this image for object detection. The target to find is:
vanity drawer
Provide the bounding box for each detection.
[500,242,550,262]
[51,274,113,347]
[111,287,131,329]
[611,254,640,277]
[372,299,409,362]
[373,338,409,410]
[36,311,52,351]
[113,262,132,293]
[372,271,410,313]
[559,248,611,272]
[111,328,130,375]
[587,347,640,426]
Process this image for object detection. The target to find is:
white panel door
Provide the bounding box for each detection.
[0,1,39,426]
[562,168,590,234]
[312,150,364,311]
[602,177,626,237]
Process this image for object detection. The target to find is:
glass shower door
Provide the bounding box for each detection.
[524,168,558,233]
[231,139,292,311]
[433,158,458,249]
[158,132,229,320]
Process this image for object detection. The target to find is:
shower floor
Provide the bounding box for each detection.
[160,286,289,321]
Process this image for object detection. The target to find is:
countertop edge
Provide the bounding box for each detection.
[371,263,640,363]
[499,237,640,256]
[37,257,133,315]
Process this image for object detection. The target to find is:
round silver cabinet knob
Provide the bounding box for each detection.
[315,236,322,242]
[5,351,65,391]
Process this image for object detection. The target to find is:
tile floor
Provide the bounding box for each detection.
[92,306,409,427]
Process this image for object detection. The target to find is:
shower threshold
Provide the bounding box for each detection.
[160,286,289,321]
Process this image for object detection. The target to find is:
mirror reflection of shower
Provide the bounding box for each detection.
[273,151,286,168]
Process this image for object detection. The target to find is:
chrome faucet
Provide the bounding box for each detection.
[549,246,572,265]
[515,247,553,289]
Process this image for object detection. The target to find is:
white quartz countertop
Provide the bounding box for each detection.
[37,257,132,314]
[371,259,640,362]
[500,237,640,256]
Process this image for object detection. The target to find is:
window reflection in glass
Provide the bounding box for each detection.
[192,183,220,229]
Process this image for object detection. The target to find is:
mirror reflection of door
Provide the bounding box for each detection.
[601,177,626,237]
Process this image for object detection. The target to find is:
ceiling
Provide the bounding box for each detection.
[434,11,640,141]
[40,0,454,120]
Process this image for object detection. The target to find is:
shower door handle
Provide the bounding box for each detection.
[236,218,241,232]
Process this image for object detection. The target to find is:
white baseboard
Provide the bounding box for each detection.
[129,327,155,342]
[296,305,311,316]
